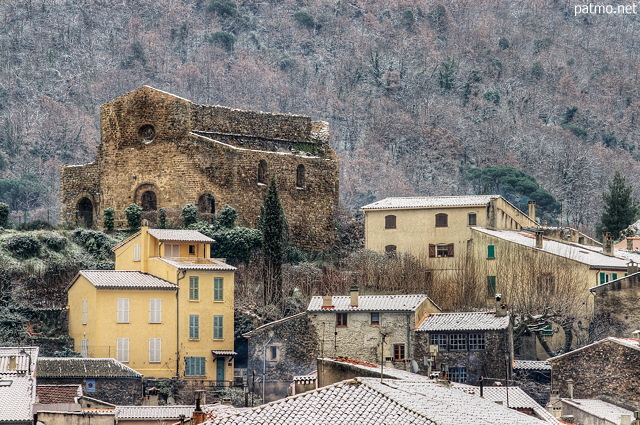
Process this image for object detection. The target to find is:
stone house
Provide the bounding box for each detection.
[590,269,640,340]
[36,357,143,405]
[548,337,640,410]
[413,310,512,384]
[61,86,339,251]
[67,225,236,383]
[0,347,39,425]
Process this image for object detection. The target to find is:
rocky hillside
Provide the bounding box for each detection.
[1,0,639,233]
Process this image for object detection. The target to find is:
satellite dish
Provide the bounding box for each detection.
[411,360,420,373]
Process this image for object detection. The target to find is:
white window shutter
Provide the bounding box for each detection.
[134,244,141,262]
[82,300,88,325]
[117,338,129,363]
[149,338,161,363]
[149,299,162,323]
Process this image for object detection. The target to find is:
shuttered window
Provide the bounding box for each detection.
[149,298,162,323]
[149,338,161,363]
[117,338,129,363]
[81,339,88,357]
[82,300,88,325]
[385,215,397,229]
[133,244,141,262]
[185,357,206,377]
[117,298,130,323]
[435,213,448,227]
[189,315,199,339]
[214,277,224,301]
[189,277,199,300]
[213,315,224,340]
[430,244,454,257]
[165,244,180,258]
[487,245,495,259]
[487,276,497,297]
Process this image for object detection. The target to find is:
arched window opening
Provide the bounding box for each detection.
[141,191,157,211]
[435,213,448,227]
[77,197,94,228]
[385,215,397,229]
[385,245,397,254]
[296,164,305,188]
[258,160,267,184]
[198,194,215,215]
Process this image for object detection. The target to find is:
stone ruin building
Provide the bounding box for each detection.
[61,86,339,250]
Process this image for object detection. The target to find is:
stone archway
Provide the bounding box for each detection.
[141,190,158,211]
[77,197,94,228]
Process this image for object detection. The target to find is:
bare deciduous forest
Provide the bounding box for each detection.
[1,0,640,233]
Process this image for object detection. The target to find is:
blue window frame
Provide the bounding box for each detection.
[185,357,206,377]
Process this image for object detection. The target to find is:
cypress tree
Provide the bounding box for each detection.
[598,171,638,239]
[260,179,288,306]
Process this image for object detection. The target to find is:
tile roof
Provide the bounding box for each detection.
[0,347,39,376]
[148,228,214,243]
[0,376,36,423]
[308,294,432,312]
[472,228,629,269]
[481,387,559,423]
[243,312,306,338]
[36,384,82,404]
[37,358,142,378]
[319,357,432,382]
[115,405,196,419]
[416,311,510,332]
[548,337,640,361]
[158,257,236,271]
[561,398,634,424]
[361,195,500,210]
[204,377,547,425]
[78,270,178,290]
[513,360,551,371]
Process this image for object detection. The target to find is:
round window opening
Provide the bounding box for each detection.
[138,124,156,144]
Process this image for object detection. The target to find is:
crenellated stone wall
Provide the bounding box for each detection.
[61,86,339,251]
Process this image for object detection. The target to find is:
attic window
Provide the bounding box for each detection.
[138,124,156,143]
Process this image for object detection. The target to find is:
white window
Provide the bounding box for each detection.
[117,298,130,323]
[149,338,161,363]
[117,338,129,363]
[165,244,180,258]
[81,339,88,357]
[149,298,162,323]
[133,244,141,262]
[82,300,88,325]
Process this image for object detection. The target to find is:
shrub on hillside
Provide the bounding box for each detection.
[72,229,116,260]
[41,233,67,252]
[103,208,115,232]
[293,10,315,29]
[0,202,9,228]
[125,204,142,230]
[207,31,235,51]
[19,220,53,231]
[182,204,198,228]
[4,234,42,259]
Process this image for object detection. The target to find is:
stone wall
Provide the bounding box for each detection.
[413,329,512,385]
[37,377,143,405]
[591,273,640,340]
[61,86,339,251]
[551,339,640,410]
[246,314,318,402]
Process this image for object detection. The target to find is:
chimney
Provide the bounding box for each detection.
[321,295,333,309]
[535,231,543,249]
[603,232,614,256]
[628,261,639,275]
[566,379,574,399]
[8,355,16,371]
[547,390,561,417]
[192,390,207,424]
[620,414,632,425]
[494,294,508,317]
[350,285,359,307]
[528,200,536,223]
[628,238,634,251]
[488,198,497,229]
[632,330,640,341]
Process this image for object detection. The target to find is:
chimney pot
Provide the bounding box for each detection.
[620,414,632,425]
[603,232,614,256]
[566,379,574,399]
[350,285,359,307]
[535,231,543,249]
[627,238,634,251]
[322,295,333,309]
[528,201,537,223]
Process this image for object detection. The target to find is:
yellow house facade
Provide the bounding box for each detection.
[361,195,537,269]
[68,226,236,382]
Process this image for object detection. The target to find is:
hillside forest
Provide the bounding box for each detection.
[1,0,640,233]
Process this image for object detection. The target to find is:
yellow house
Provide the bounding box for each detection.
[361,195,537,266]
[68,225,236,382]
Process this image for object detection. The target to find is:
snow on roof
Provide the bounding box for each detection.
[308,294,431,312]
[361,195,500,210]
[561,398,633,424]
[513,360,551,371]
[37,357,142,378]
[78,270,178,290]
[0,376,36,423]
[472,228,629,269]
[158,257,236,271]
[115,405,197,419]
[204,377,548,425]
[481,387,559,423]
[147,228,214,243]
[243,312,306,338]
[548,337,640,361]
[0,347,39,376]
[416,311,510,332]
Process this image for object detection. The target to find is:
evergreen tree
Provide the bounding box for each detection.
[598,171,638,239]
[260,179,288,306]
[125,203,142,230]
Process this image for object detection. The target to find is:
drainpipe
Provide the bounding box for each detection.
[406,313,411,365]
[263,338,272,402]
[176,269,187,378]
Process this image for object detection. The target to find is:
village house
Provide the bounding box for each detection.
[61,86,339,251]
[413,308,512,384]
[67,225,236,385]
[590,269,640,340]
[548,336,640,411]
[0,347,38,425]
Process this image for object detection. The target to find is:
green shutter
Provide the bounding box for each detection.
[600,272,606,285]
[189,276,199,300]
[189,315,199,339]
[487,245,495,259]
[214,277,224,301]
[612,273,618,280]
[214,315,224,339]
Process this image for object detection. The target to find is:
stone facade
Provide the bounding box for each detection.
[590,270,640,340]
[61,86,339,251]
[36,377,143,406]
[549,338,640,410]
